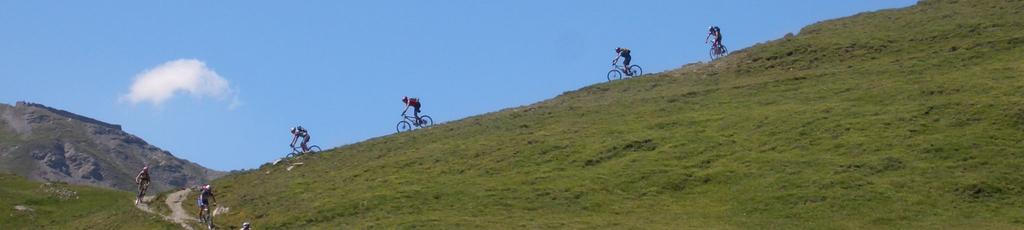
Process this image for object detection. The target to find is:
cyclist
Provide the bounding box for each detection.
[290,126,311,153]
[135,166,150,205]
[401,96,423,125]
[240,222,251,230]
[706,26,724,53]
[612,47,633,75]
[196,184,217,222]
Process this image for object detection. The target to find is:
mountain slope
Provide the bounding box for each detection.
[0,174,177,229]
[0,102,223,192]
[211,0,1024,228]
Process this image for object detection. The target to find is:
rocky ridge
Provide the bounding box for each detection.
[0,101,222,192]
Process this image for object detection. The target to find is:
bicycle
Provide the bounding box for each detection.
[607,64,643,82]
[135,180,149,205]
[396,114,433,132]
[199,203,215,229]
[288,144,322,158]
[710,42,728,60]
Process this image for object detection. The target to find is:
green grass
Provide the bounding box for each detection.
[209,0,1024,228]
[0,174,178,229]
[146,190,175,219]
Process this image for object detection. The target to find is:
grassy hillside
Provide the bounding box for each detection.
[0,174,177,229]
[210,0,1024,228]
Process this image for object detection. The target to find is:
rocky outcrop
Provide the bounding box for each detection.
[0,102,223,192]
[29,143,103,181]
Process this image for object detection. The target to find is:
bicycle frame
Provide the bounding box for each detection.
[138,181,149,196]
[289,145,321,157]
[202,205,213,229]
[199,206,208,222]
[403,115,423,125]
[397,114,432,132]
[712,42,726,54]
[611,64,629,72]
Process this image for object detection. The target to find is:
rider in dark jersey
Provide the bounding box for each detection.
[613,47,633,75]
[290,126,311,153]
[706,26,724,51]
[197,184,217,220]
[135,166,151,205]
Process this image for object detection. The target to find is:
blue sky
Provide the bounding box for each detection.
[0,0,916,170]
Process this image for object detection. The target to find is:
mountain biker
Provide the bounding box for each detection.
[706,26,724,52]
[401,96,423,124]
[241,222,251,230]
[612,47,633,75]
[196,184,217,221]
[135,166,150,205]
[290,126,311,153]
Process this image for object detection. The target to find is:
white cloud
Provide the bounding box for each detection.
[122,59,240,109]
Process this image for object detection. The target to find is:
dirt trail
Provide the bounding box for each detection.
[134,189,195,230]
[135,195,158,213]
[165,188,197,230]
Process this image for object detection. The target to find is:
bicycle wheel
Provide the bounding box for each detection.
[308,145,322,153]
[396,121,412,132]
[418,115,434,127]
[288,147,302,157]
[628,65,643,76]
[207,212,214,229]
[607,69,622,82]
[200,208,211,228]
[712,45,728,60]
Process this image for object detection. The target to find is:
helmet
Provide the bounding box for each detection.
[203,184,211,190]
[615,47,622,52]
[243,222,251,227]
[290,127,297,133]
[402,96,409,102]
[142,166,149,170]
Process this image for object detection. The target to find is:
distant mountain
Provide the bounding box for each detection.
[0,101,222,192]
